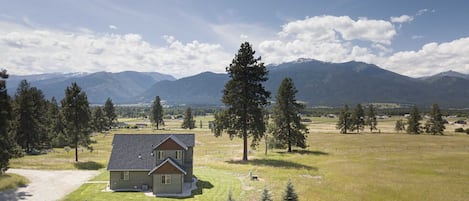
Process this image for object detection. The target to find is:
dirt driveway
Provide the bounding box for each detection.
[0,169,99,201]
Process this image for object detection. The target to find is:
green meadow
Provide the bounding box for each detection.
[10,116,469,200]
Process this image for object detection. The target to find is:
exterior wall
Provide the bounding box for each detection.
[155,150,183,165]
[109,171,152,191]
[153,174,183,194]
[183,147,194,182]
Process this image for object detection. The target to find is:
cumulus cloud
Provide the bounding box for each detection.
[109,25,118,30]
[0,21,231,78]
[379,37,469,77]
[390,15,414,23]
[259,15,395,64]
[258,15,469,77]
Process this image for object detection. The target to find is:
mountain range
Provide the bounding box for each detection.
[6,59,469,108]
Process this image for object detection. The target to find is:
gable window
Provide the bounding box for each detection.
[157,151,164,160]
[161,175,171,184]
[120,171,129,180]
[176,150,182,160]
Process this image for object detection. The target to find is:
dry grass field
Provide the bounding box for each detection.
[10,115,469,200]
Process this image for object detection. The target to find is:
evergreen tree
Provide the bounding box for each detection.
[425,103,445,135]
[282,180,299,201]
[260,187,273,201]
[213,42,270,161]
[92,106,107,133]
[181,107,195,129]
[365,104,378,133]
[271,78,309,152]
[351,104,365,133]
[0,70,18,174]
[336,104,352,134]
[150,96,164,129]
[103,98,117,129]
[406,106,422,134]
[12,80,48,152]
[61,82,92,162]
[47,97,67,147]
[227,190,235,201]
[395,119,405,133]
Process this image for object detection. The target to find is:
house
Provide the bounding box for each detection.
[107,134,195,195]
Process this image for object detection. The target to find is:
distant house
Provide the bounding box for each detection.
[107,134,195,196]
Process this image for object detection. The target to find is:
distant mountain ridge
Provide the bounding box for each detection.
[7,71,175,104]
[6,60,469,108]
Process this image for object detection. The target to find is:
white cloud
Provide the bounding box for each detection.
[378,37,469,77]
[390,15,414,23]
[412,35,424,40]
[0,21,231,78]
[109,25,118,30]
[259,15,395,64]
[416,8,429,16]
[258,15,469,77]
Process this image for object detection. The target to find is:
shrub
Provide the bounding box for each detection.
[455,128,465,133]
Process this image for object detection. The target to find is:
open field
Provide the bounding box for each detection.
[10,116,469,200]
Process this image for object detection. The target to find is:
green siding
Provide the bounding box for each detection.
[109,171,152,191]
[153,174,183,194]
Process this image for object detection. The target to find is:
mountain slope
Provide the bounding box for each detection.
[7,71,175,104]
[139,60,469,107]
[138,72,228,105]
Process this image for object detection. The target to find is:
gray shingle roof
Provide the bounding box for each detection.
[107,134,194,171]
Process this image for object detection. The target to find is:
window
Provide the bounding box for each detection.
[157,151,164,160]
[120,171,129,180]
[176,150,182,160]
[161,175,171,184]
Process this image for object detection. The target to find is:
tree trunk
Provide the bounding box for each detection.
[75,132,78,162]
[243,131,248,161]
[287,125,292,152]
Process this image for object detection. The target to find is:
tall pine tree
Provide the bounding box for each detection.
[425,103,445,135]
[213,42,270,161]
[0,70,18,174]
[406,106,422,134]
[150,96,164,129]
[336,104,352,134]
[47,97,67,147]
[92,106,107,133]
[271,77,308,152]
[365,104,378,133]
[13,80,48,152]
[351,104,365,133]
[61,82,92,162]
[181,107,195,129]
[103,98,117,130]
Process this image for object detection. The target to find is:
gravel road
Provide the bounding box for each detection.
[0,169,99,201]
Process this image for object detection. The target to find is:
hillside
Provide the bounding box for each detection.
[6,60,469,107]
[7,71,175,104]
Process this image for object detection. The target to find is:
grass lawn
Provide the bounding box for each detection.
[0,173,30,191]
[10,116,469,200]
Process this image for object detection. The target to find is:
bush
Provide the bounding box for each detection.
[455,128,465,133]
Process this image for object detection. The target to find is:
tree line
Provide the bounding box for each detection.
[0,71,117,173]
[335,103,446,135]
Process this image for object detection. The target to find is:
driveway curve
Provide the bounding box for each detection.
[0,169,99,201]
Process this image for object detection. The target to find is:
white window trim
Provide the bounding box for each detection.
[176,150,182,160]
[157,151,164,160]
[162,175,171,184]
[121,171,129,180]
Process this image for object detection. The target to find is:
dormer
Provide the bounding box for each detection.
[153,135,188,165]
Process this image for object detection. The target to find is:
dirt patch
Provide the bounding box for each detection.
[0,168,99,201]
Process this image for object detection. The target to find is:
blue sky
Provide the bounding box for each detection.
[1,0,468,78]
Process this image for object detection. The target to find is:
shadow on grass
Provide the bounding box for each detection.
[226,159,317,170]
[190,179,214,197]
[277,150,329,155]
[74,161,104,170]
